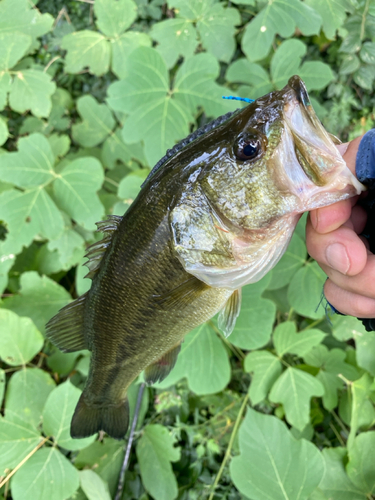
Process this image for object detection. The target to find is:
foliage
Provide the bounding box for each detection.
[0,0,375,499]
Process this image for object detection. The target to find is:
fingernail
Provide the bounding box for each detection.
[325,243,350,274]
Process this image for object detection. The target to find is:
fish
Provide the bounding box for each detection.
[45,75,364,440]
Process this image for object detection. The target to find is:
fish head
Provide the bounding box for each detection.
[169,76,364,289]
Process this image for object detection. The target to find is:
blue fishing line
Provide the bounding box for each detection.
[222,96,254,103]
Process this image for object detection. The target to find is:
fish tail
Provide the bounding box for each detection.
[71,393,129,440]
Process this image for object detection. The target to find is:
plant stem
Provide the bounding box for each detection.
[115,383,146,500]
[208,393,249,500]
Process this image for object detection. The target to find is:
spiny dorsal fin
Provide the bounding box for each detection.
[45,293,89,352]
[84,215,122,279]
[218,288,242,338]
[144,344,182,385]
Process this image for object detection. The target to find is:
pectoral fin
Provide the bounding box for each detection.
[218,288,242,338]
[154,276,208,310]
[144,344,182,385]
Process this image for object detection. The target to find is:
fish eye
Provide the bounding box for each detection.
[233,131,265,161]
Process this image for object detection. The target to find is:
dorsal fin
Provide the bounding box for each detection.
[84,215,122,279]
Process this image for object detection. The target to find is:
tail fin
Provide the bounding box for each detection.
[71,393,129,440]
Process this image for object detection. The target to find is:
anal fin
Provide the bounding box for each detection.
[144,344,181,385]
[45,293,88,353]
[218,288,242,338]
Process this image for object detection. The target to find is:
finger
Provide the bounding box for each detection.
[321,253,375,299]
[324,279,375,318]
[306,220,368,276]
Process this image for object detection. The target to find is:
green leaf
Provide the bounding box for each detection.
[80,470,111,500]
[354,330,375,376]
[151,18,198,68]
[0,0,53,41]
[360,41,375,64]
[0,71,11,110]
[305,0,349,39]
[273,321,325,357]
[101,128,145,170]
[48,134,70,159]
[72,95,115,148]
[196,4,240,63]
[8,69,56,117]
[49,88,73,132]
[5,368,55,427]
[226,58,273,99]
[287,261,326,319]
[347,432,375,495]
[61,31,110,76]
[0,309,43,366]
[47,227,85,270]
[111,32,151,79]
[269,367,324,430]
[271,39,306,89]
[11,447,79,500]
[230,408,324,500]
[156,323,230,394]
[0,32,31,70]
[47,348,82,376]
[43,380,97,451]
[136,424,180,500]
[94,0,137,37]
[0,369,4,408]
[314,447,366,500]
[229,285,276,350]
[331,315,366,342]
[347,373,373,451]
[353,64,375,90]
[267,233,306,290]
[304,345,359,380]
[0,413,42,473]
[1,271,71,334]
[316,371,343,411]
[244,351,282,405]
[340,54,361,75]
[0,133,54,188]
[241,0,321,62]
[0,116,8,147]
[118,171,148,201]
[298,61,335,90]
[53,157,104,230]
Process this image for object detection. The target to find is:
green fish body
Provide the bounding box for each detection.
[46,76,363,439]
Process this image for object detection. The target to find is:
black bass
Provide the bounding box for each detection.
[46,76,363,439]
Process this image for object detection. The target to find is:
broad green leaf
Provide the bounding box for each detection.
[0,369,5,408]
[347,432,375,495]
[305,0,350,39]
[0,32,31,71]
[347,373,373,451]
[80,470,111,500]
[244,351,282,405]
[340,54,361,75]
[230,408,324,500]
[0,413,42,473]
[229,290,276,350]
[48,134,70,159]
[101,128,145,169]
[360,41,375,64]
[268,233,306,290]
[271,39,306,89]
[47,348,83,376]
[287,261,326,319]
[1,271,71,334]
[0,134,54,188]
[269,367,324,430]
[241,0,321,62]
[151,18,197,68]
[11,447,80,500]
[111,32,151,79]
[226,58,273,99]
[72,95,115,148]
[316,371,343,411]
[0,0,53,41]
[47,227,85,270]
[94,0,137,37]
[8,69,56,117]
[5,368,55,427]
[136,424,180,500]
[196,4,240,63]
[331,315,366,342]
[0,309,43,366]
[118,171,148,201]
[74,438,125,496]
[0,116,8,146]
[0,71,11,110]
[314,447,366,500]
[61,31,110,76]
[354,330,375,376]
[156,323,230,394]
[49,88,73,132]
[298,61,335,91]
[354,64,375,90]
[273,321,325,357]
[304,345,359,381]
[43,380,97,451]
[53,157,104,229]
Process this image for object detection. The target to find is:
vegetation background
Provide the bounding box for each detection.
[0,0,375,498]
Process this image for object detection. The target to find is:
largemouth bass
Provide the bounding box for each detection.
[46,76,363,439]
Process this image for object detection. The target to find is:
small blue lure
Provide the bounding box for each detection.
[222,96,254,104]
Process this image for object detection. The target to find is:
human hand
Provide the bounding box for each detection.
[306,136,375,318]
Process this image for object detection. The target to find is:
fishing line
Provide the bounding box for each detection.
[222,96,255,103]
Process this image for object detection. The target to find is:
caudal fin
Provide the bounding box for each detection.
[71,393,129,440]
